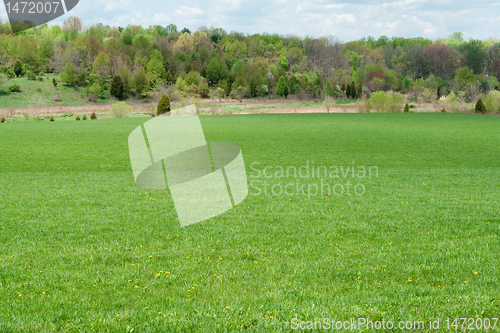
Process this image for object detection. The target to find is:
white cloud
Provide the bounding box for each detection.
[174,6,203,17]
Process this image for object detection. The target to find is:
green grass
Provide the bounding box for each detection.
[0,113,499,332]
[0,74,110,108]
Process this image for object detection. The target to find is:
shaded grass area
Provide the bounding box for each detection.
[0,113,499,332]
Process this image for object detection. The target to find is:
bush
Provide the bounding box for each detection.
[366,91,404,112]
[88,82,103,102]
[49,116,54,122]
[9,84,21,92]
[1,117,5,123]
[475,98,486,113]
[484,90,500,113]
[157,94,171,116]
[110,101,133,118]
[438,92,460,113]
[198,85,210,99]
[75,116,81,121]
[110,75,124,99]
[54,98,62,102]
[52,78,57,88]
[82,114,87,120]
[404,103,410,112]
[26,70,36,80]
[324,96,335,113]
[408,102,416,108]
[13,61,22,77]
[90,112,97,120]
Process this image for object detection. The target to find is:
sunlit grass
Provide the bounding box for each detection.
[0,113,499,332]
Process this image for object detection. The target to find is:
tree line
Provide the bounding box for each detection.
[1,17,499,102]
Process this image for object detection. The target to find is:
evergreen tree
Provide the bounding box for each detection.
[475,98,486,113]
[325,81,334,97]
[14,61,22,77]
[110,75,124,99]
[276,76,287,97]
[357,84,363,97]
[345,83,351,98]
[350,82,357,98]
[341,83,346,92]
[283,82,289,99]
[157,94,171,116]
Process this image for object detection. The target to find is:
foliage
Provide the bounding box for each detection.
[75,116,81,120]
[13,61,22,77]
[49,116,54,122]
[156,94,171,116]
[276,76,288,97]
[132,68,148,94]
[87,83,103,101]
[9,84,21,92]
[60,62,77,85]
[365,91,404,112]
[90,112,97,119]
[82,114,87,120]
[484,90,500,113]
[475,98,486,113]
[404,103,410,112]
[110,75,124,99]
[110,101,133,118]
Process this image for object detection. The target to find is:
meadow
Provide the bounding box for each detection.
[0,113,499,332]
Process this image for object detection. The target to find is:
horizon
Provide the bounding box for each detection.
[1,1,500,42]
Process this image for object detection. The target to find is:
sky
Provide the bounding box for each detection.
[1,0,500,42]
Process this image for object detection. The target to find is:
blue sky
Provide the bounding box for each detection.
[1,0,499,41]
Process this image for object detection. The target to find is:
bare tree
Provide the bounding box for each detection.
[62,16,83,33]
[29,93,45,119]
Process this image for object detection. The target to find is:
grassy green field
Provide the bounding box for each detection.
[1,113,500,332]
[0,74,111,109]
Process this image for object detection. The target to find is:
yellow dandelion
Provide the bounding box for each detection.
[270,316,274,319]
[144,286,147,289]
[149,256,152,258]
[187,290,190,292]
[226,306,230,309]
[160,271,163,273]
[214,274,217,276]
[137,251,140,253]
[145,307,148,309]
[474,272,478,275]
[42,291,45,294]
[464,281,467,283]
[191,287,194,289]
[135,285,138,288]
[194,284,197,286]
[39,271,42,273]
[158,312,162,314]
[90,257,93,260]
[155,273,160,277]
[128,280,132,282]
[166,271,170,274]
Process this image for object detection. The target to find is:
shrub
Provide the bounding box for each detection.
[324,96,335,113]
[475,98,486,113]
[438,92,460,113]
[198,85,210,99]
[110,75,124,99]
[54,98,62,102]
[404,103,410,112]
[157,94,171,116]
[52,78,57,88]
[366,91,404,112]
[13,61,22,77]
[88,82,103,102]
[82,114,87,120]
[49,116,54,122]
[26,70,36,80]
[90,112,97,119]
[110,101,133,118]
[9,84,21,92]
[1,117,5,123]
[346,84,351,98]
[408,102,416,108]
[75,116,81,121]
[484,90,500,113]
